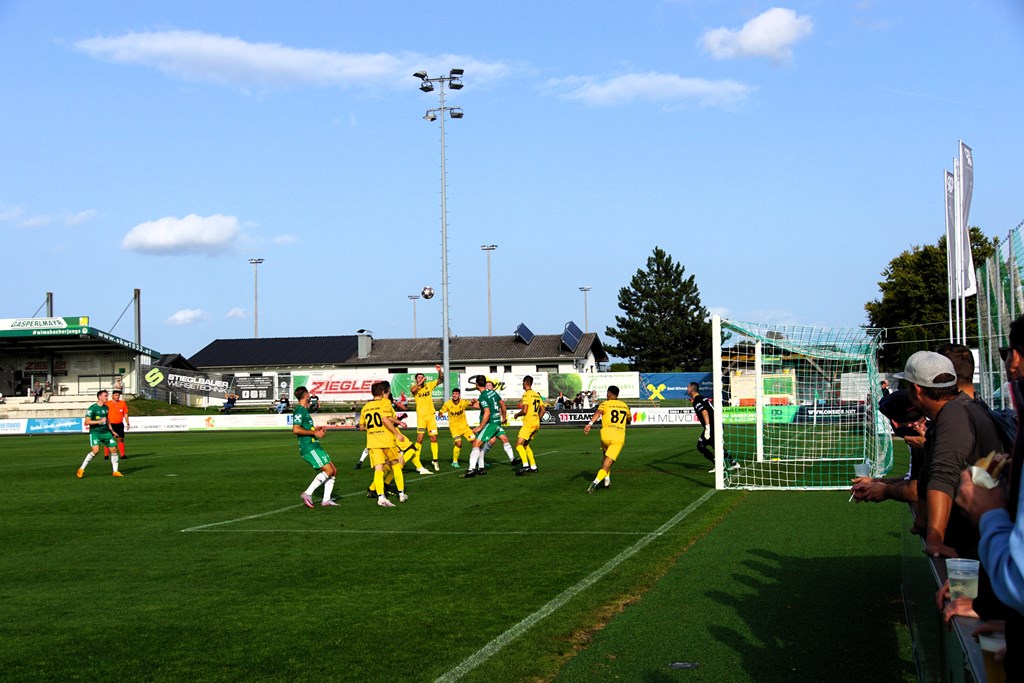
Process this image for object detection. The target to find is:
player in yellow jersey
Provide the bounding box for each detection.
[411,364,444,471]
[512,375,546,475]
[438,388,477,468]
[360,381,410,507]
[583,385,632,493]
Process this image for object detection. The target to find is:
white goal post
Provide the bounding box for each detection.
[711,315,893,490]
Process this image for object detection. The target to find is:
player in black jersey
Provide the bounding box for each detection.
[688,382,739,472]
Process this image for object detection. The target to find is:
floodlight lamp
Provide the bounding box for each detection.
[450,108,464,119]
[413,71,428,80]
[423,111,437,122]
[450,68,464,76]
[449,80,463,90]
[419,82,434,92]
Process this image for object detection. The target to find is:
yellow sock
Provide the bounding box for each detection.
[516,444,527,462]
[384,470,395,485]
[526,445,536,467]
[594,468,608,484]
[415,441,423,457]
[409,451,423,469]
[393,466,405,492]
[373,469,385,495]
[453,444,461,462]
[430,442,438,460]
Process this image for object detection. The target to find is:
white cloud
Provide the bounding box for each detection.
[273,234,297,245]
[554,72,752,107]
[0,205,25,223]
[19,215,51,229]
[74,30,513,88]
[226,307,246,319]
[700,8,813,63]
[65,209,98,226]
[165,308,211,326]
[122,213,241,255]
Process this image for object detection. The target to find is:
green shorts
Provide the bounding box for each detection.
[300,446,332,470]
[89,431,117,449]
[477,422,505,443]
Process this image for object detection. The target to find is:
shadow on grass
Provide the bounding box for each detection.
[697,548,913,681]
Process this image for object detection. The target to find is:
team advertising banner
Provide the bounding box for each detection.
[639,373,711,400]
[389,372,460,405]
[291,369,385,403]
[0,317,89,337]
[143,366,229,398]
[547,372,640,400]
[454,372,550,401]
[959,141,976,297]
[945,169,957,301]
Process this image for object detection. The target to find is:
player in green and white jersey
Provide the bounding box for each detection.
[293,386,338,507]
[465,376,514,476]
[76,390,123,478]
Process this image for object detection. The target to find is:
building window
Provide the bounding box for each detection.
[504,365,512,373]
[388,368,408,374]
[489,365,498,373]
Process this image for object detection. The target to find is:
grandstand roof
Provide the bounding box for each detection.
[189,333,607,370]
[0,316,159,359]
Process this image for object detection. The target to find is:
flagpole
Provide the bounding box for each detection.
[954,157,964,344]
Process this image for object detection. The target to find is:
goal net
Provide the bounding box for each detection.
[711,316,893,490]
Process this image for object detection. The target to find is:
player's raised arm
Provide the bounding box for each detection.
[434,364,444,385]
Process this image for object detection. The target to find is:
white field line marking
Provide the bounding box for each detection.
[435,487,717,683]
[187,529,649,536]
[176,449,558,534]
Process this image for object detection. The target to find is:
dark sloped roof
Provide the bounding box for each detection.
[155,354,199,371]
[189,336,359,369]
[188,333,606,369]
[343,333,607,365]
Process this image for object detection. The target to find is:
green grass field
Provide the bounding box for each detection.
[0,426,913,681]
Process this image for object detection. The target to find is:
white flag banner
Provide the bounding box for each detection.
[945,170,958,301]
[959,141,977,296]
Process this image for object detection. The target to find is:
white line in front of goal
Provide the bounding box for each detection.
[434,487,718,683]
[179,450,559,533]
[187,529,650,536]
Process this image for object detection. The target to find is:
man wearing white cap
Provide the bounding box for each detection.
[896,350,1004,558]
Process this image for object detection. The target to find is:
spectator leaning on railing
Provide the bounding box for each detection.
[955,314,1024,677]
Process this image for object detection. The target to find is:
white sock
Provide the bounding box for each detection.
[482,441,493,454]
[111,454,120,473]
[322,476,335,502]
[469,448,481,470]
[305,471,329,495]
[503,442,514,461]
[359,449,369,463]
[81,452,94,470]
[604,475,610,485]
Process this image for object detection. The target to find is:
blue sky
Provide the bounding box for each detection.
[2,1,1022,357]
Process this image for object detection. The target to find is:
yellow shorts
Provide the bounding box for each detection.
[601,439,624,461]
[368,448,390,468]
[519,421,540,442]
[417,413,438,436]
[449,425,475,442]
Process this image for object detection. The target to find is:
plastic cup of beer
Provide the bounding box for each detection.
[945,558,980,601]
[977,632,1006,683]
[853,463,871,478]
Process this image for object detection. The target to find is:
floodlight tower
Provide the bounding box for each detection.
[248,258,264,338]
[579,286,592,332]
[409,294,420,338]
[415,68,464,402]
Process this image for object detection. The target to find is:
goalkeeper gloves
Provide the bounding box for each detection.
[703,427,710,440]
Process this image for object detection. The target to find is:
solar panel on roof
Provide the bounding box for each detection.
[514,323,534,345]
[561,321,583,351]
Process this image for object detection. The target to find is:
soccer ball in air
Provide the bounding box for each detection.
[421,286,435,300]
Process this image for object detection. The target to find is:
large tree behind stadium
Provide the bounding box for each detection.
[865,226,995,371]
[605,247,711,371]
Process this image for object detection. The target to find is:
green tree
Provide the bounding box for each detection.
[604,247,710,371]
[865,226,995,371]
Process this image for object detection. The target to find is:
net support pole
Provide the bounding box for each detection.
[755,339,765,463]
[712,315,725,490]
